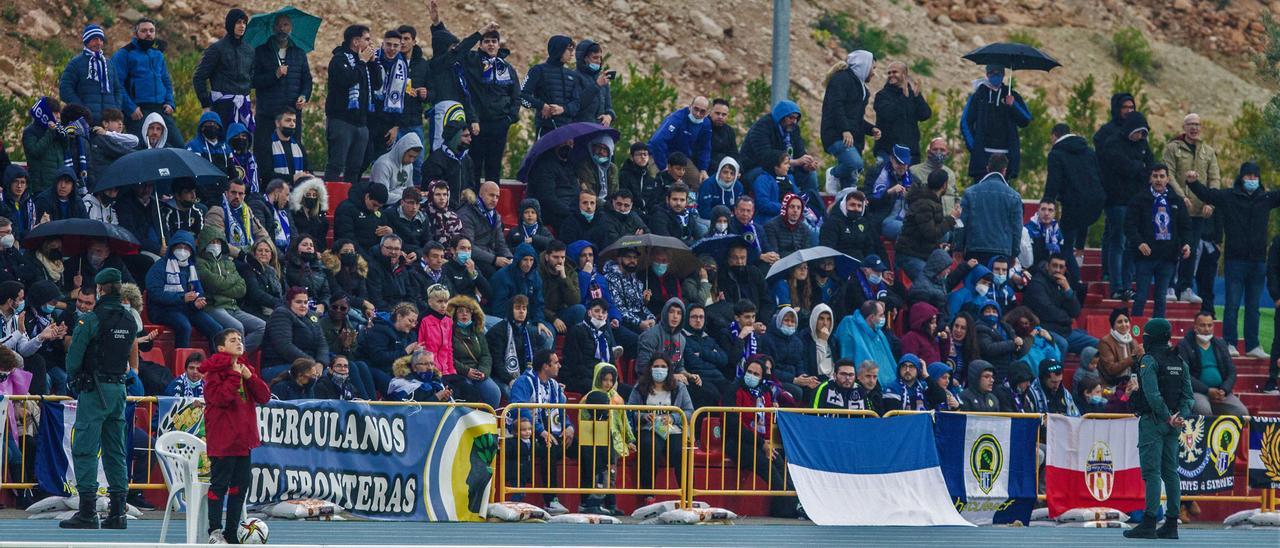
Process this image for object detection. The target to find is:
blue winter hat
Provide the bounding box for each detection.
[891,144,911,165]
[83,24,105,46]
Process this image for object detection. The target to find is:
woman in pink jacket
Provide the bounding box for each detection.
[418,284,455,375]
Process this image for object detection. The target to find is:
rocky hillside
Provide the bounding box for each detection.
[1,0,1275,142]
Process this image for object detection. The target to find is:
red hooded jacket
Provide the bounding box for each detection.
[199,352,271,457]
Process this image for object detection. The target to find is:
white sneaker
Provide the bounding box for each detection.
[545,499,569,516]
[1228,346,1240,357]
[1247,347,1271,360]
[1179,289,1203,304]
[824,167,841,194]
[207,530,227,544]
[1166,288,1177,301]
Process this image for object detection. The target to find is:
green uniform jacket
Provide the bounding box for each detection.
[1137,350,1194,423]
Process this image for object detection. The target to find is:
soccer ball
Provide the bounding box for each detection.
[236,517,269,544]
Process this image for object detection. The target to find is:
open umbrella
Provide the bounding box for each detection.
[691,234,758,263]
[599,233,698,279]
[516,122,620,182]
[765,246,860,281]
[92,148,228,193]
[963,42,1060,92]
[22,218,140,256]
[244,6,322,52]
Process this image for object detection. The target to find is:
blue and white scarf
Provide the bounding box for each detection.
[480,55,514,85]
[163,256,201,294]
[1151,187,1172,241]
[729,320,758,376]
[503,321,535,379]
[28,97,57,127]
[268,203,292,249]
[520,222,540,240]
[374,51,408,114]
[63,118,91,182]
[270,132,305,176]
[587,322,612,363]
[221,197,254,248]
[83,48,111,93]
[344,51,373,112]
[475,201,499,228]
[736,220,762,252]
[210,91,255,134]
[232,150,258,193]
[1025,219,1062,254]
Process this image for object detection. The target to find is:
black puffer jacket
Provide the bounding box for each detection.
[520,36,582,132]
[1092,93,1135,151]
[193,9,254,106]
[820,68,875,150]
[262,305,329,368]
[896,184,954,261]
[426,23,482,124]
[325,44,382,125]
[525,149,578,229]
[1043,134,1104,231]
[1188,163,1280,261]
[573,39,614,123]
[252,42,313,118]
[1099,112,1154,207]
[284,252,334,307]
[872,82,931,162]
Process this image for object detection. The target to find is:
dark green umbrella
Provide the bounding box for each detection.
[244,6,322,52]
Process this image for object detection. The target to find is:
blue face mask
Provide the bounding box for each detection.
[867,273,883,285]
[1088,395,1107,405]
[652,263,669,277]
[876,317,886,329]
[743,373,761,388]
[984,314,1000,324]
[581,211,594,221]
[14,301,24,314]
[651,368,668,382]
[988,74,1004,88]
[41,304,56,314]
[587,62,601,72]
[1244,178,1260,192]
[779,325,796,337]
[456,319,473,328]
[993,273,1008,285]
[455,251,471,265]
[593,154,610,165]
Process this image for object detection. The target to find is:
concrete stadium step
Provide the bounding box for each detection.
[1082,297,1206,317]
[1239,392,1279,414]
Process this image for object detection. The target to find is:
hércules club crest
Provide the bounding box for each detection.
[970,433,1004,495]
[1085,441,1115,501]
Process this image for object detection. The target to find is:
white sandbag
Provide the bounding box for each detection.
[61,495,143,517]
[1247,511,1280,527]
[266,499,341,519]
[1228,523,1256,529]
[1223,509,1257,526]
[630,499,709,520]
[547,513,621,524]
[1028,520,1057,527]
[485,501,550,522]
[1030,507,1051,522]
[1056,507,1129,523]
[25,496,68,514]
[1077,520,1129,528]
[27,510,69,520]
[657,507,739,524]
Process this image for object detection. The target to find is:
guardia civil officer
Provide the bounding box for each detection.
[60,268,138,530]
[1124,318,1193,540]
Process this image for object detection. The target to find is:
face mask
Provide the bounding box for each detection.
[876,317,886,329]
[207,243,222,258]
[652,263,669,277]
[414,370,436,382]
[41,304,56,314]
[302,196,319,210]
[651,368,669,382]
[556,145,572,160]
[581,211,594,221]
[715,221,729,233]
[455,251,471,265]
[340,253,357,267]
[779,325,796,337]
[718,177,736,190]
[201,126,220,140]
[1088,395,1107,405]
[987,74,1003,88]
[14,301,24,314]
[302,251,317,261]
[280,127,296,139]
[688,112,706,124]
[984,314,999,324]
[1195,333,1214,343]
[589,317,606,329]
[45,248,64,262]
[975,283,991,296]
[456,319,473,328]
[0,234,13,249]
[332,372,349,384]
[743,373,761,388]
[593,154,610,165]
[1244,178,1260,192]
[927,151,947,166]
[173,248,191,262]
[867,273,882,285]
[231,139,249,154]
[993,274,1007,285]
[587,62,601,72]
[89,254,107,268]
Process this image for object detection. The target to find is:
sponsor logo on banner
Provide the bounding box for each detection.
[970,433,1003,495]
[1177,415,1240,493]
[1085,441,1114,501]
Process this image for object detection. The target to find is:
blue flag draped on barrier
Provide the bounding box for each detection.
[34,400,136,497]
[777,412,971,526]
[934,412,1037,525]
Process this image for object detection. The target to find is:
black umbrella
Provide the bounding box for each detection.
[22,218,141,256]
[962,42,1060,72]
[92,148,229,193]
[599,233,699,279]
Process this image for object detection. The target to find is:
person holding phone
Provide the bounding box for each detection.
[574,39,615,127]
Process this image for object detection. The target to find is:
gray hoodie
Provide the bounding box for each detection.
[635,297,687,377]
[370,131,423,204]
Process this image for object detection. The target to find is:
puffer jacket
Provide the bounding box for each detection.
[1043,134,1105,232]
[262,304,329,367]
[899,301,942,364]
[520,36,581,132]
[59,52,123,122]
[450,300,491,377]
[960,80,1031,179]
[821,63,875,151]
[112,38,176,112]
[192,10,254,106]
[464,48,521,125]
[284,251,334,307]
[251,41,312,118]
[325,43,382,125]
[739,100,809,178]
[762,215,815,258]
[573,39,615,123]
[457,189,513,268]
[144,230,202,316]
[1099,112,1154,207]
[361,315,415,373]
[896,183,955,261]
[1187,163,1280,261]
[20,123,67,195]
[819,188,886,260]
[425,22,481,124]
[194,226,245,311]
[648,107,712,171]
[488,244,545,324]
[760,308,805,384]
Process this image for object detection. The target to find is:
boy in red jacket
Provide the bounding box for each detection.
[199,328,270,544]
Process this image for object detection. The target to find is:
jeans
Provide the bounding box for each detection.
[325,118,369,182]
[1132,259,1176,318]
[465,377,502,409]
[125,103,185,148]
[1175,218,1203,293]
[401,125,425,186]
[1060,226,1085,287]
[472,121,511,183]
[151,307,224,350]
[1103,206,1132,293]
[1052,329,1100,356]
[1224,259,1265,350]
[826,141,864,189]
[205,307,266,353]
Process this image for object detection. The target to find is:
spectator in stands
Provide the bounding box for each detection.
[334,183,392,252]
[34,169,87,223]
[577,361,632,516]
[320,297,371,398]
[727,354,800,517]
[289,176,328,248]
[458,182,513,277]
[325,25,379,182]
[1178,311,1249,416]
[363,31,407,169]
[960,65,1032,181]
[834,254,903,321]
[705,206,733,238]
[1126,164,1191,319]
[697,157,744,220]
[558,191,601,246]
[910,138,959,213]
[323,241,370,310]
[1075,376,1108,414]
[163,351,205,398]
[864,144,914,239]
[84,185,120,225]
[820,189,884,261]
[761,307,806,401]
[237,238,284,321]
[718,243,769,313]
[1098,308,1143,386]
[387,350,449,401]
[573,39,614,126]
[636,298,689,377]
[463,27,520,182]
[506,199,554,253]
[750,151,799,223]
[576,135,618,201]
[540,240,583,333]
[0,282,55,395]
[707,99,738,166]
[801,303,836,388]
[521,35,580,140]
[1100,111,1154,300]
[651,152,689,210]
[591,189,647,249]
[994,359,1035,413]
[140,112,169,150]
[682,303,730,404]
[283,235,333,314]
[896,170,957,281]
[741,100,819,196]
[418,283,453,376]
[986,256,1024,313]
[619,143,661,212]
[508,349,573,515]
[649,97,712,185]
[145,231,223,350]
[905,249,953,312]
[959,360,999,411]
[441,236,490,304]
[19,237,67,288]
[1043,123,1104,273]
[727,196,771,260]
[20,100,66,198]
[925,361,961,411]
[160,181,205,244]
[1029,359,1079,416]
[186,111,232,184]
[423,104,478,202]
[261,287,328,381]
[813,359,874,412]
[0,167,35,240]
[112,19,181,146]
[251,179,294,250]
[270,358,320,400]
[960,154,1022,263]
[1188,162,1277,358]
[626,353,692,502]
[1165,114,1222,306]
[684,255,720,309]
[720,299,761,376]
[900,302,942,365]
[252,13,311,147]
[562,298,615,393]
[1025,201,1066,273]
[362,301,420,394]
[369,132,422,206]
[193,9,253,138]
[488,294,546,394]
[642,249,682,318]
[821,51,878,189]
[603,247,654,340]
[525,138,577,232]
[883,354,929,411]
[448,295,499,408]
[61,24,122,124]
[1075,346,1102,388]
[1005,306,1061,376]
[196,226,265,353]
[835,299,897,385]
[424,182,463,247]
[26,280,70,390]
[204,180,269,260]
[1025,254,1097,356]
[974,299,1026,382]
[770,262,813,313]
[648,183,702,245]
[226,124,257,191]
[314,354,362,400]
[256,110,309,186]
[87,109,138,182]
[874,61,930,164]
[489,243,552,339]
[569,242,623,329]
[763,194,816,259]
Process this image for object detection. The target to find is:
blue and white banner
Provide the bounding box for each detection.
[935,412,1037,525]
[34,400,135,496]
[777,412,971,526]
[155,398,499,522]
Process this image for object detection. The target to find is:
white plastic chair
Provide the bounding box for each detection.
[155,431,207,544]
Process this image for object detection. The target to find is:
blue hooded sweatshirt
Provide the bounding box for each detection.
[186,111,231,165]
[648,106,712,171]
[835,308,897,385]
[568,240,622,322]
[144,230,203,315]
[697,156,745,219]
[947,264,994,317]
[489,243,545,323]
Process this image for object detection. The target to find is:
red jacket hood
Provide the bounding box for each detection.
[198,352,240,375]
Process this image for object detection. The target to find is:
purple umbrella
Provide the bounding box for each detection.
[516,122,620,182]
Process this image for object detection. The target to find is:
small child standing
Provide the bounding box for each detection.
[199,329,271,544]
[578,363,634,515]
[503,418,534,501]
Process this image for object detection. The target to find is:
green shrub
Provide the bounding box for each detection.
[503,111,535,180]
[1005,30,1043,49]
[1016,87,1052,193]
[609,64,679,159]
[909,58,935,78]
[812,11,907,58]
[1111,27,1155,79]
[743,75,772,124]
[1258,14,1280,82]
[1064,74,1098,137]
[0,94,25,161]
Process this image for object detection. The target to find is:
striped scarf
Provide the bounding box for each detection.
[375,51,408,114]
[163,256,201,294]
[84,48,111,93]
[221,198,254,248]
[270,133,305,176]
[344,52,373,112]
[63,118,91,183]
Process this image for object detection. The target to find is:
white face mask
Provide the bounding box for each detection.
[975,283,990,296]
[172,248,192,262]
[589,317,606,329]
[715,221,729,233]
[207,243,222,258]
[1195,333,1213,343]
[0,234,13,249]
